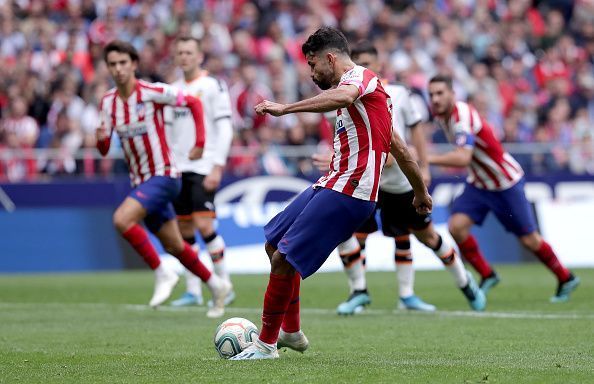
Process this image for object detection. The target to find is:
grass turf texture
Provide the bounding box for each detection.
[0,265,592,383]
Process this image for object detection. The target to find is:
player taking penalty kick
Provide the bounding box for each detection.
[96,40,230,318]
[230,27,432,360]
[427,74,579,303]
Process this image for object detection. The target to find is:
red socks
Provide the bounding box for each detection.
[175,243,212,282]
[534,241,571,282]
[122,224,161,270]
[457,235,493,278]
[281,273,301,333]
[259,273,294,344]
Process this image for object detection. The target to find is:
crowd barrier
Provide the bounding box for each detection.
[1,175,592,273]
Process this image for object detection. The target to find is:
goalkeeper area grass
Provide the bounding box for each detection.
[1,265,592,383]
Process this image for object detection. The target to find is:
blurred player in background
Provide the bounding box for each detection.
[95,40,230,317]
[164,36,235,307]
[231,27,432,360]
[427,74,580,303]
[313,41,485,314]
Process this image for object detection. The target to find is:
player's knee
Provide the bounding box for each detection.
[195,218,214,236]
[520,232,541,251]
[448,222,466,242]
[270,251,294,275]
[264,242,276,261]
[113,210,131,233]
[163,242,184,256]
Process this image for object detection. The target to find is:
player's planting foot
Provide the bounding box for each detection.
[398,295,437,312]
[277,329,309,353]
[149,265,180,308]
[336,290,371,315]
[206,280,232,318]
[230,340,279,360]
[171,292,204,307]
[550,274,580,303]
[479,271,501,295]
[207,289,236,308]
[460,272,486,311]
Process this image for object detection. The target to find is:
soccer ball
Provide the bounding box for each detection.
[213,317,259,359]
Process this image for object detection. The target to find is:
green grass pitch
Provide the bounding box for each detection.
[1,265,592,383]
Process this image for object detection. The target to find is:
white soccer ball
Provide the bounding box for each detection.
[213,317,259,359]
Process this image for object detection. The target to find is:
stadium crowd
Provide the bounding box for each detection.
[0,0,593,182]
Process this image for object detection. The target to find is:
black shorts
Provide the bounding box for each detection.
[172,172,216,219]
[356,189,431,237]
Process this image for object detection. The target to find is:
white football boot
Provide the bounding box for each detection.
[149,264,180,308]
[277,329,309,353]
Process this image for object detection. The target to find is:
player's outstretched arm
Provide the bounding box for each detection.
[428,146,472,168]
[390,132,432,214]
[255,85,359,117]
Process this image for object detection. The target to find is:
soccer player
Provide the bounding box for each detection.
[230,27,432,360]
[164,36,235,307]
[319,41,484,314]
[427,74,580,302]
[95,40,230,318]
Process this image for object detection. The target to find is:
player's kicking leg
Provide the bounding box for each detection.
[413,224,486,311]
[336,235,371,315]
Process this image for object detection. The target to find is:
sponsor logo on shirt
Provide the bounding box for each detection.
[335,117,346,135]
[136,102,146,120]
[119,122,148,138]
[173,109,190,119]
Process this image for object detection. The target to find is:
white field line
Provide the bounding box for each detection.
[1,302,592,320]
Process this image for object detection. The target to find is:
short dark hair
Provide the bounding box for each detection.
[103,40,139,63]
[350,40,378,60]
[175,35,201,51]
[301,27,350,57]
[429,74,453,89]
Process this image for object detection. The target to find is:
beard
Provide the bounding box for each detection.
[312,78,331,90]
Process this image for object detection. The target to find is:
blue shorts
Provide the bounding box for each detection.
[128,176,181,233]
[451,179,536,236]
[264,187,376,279]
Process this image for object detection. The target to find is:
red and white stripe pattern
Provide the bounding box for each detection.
[439,101,524,191]
[100,80,185,186]
[314,66,393,202]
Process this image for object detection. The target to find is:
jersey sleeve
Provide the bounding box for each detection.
[401,90,423,127]
[148,82,187,107]
[210,78,233,121]
[451,104,475,148]
[338,66,378,100]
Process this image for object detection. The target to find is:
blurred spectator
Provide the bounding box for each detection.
[0,0,593,181]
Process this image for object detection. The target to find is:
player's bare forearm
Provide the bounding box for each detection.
[390,133,428,197]
[256,86,359,116]
[428,147,472,168]
[285,87,357,114]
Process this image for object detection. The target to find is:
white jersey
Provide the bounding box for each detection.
[379,83,425,194]
[166,72,233,175]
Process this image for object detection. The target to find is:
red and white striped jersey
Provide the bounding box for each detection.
[314,65,393,202]
[435,101,524,191]
[99,80,192,186]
